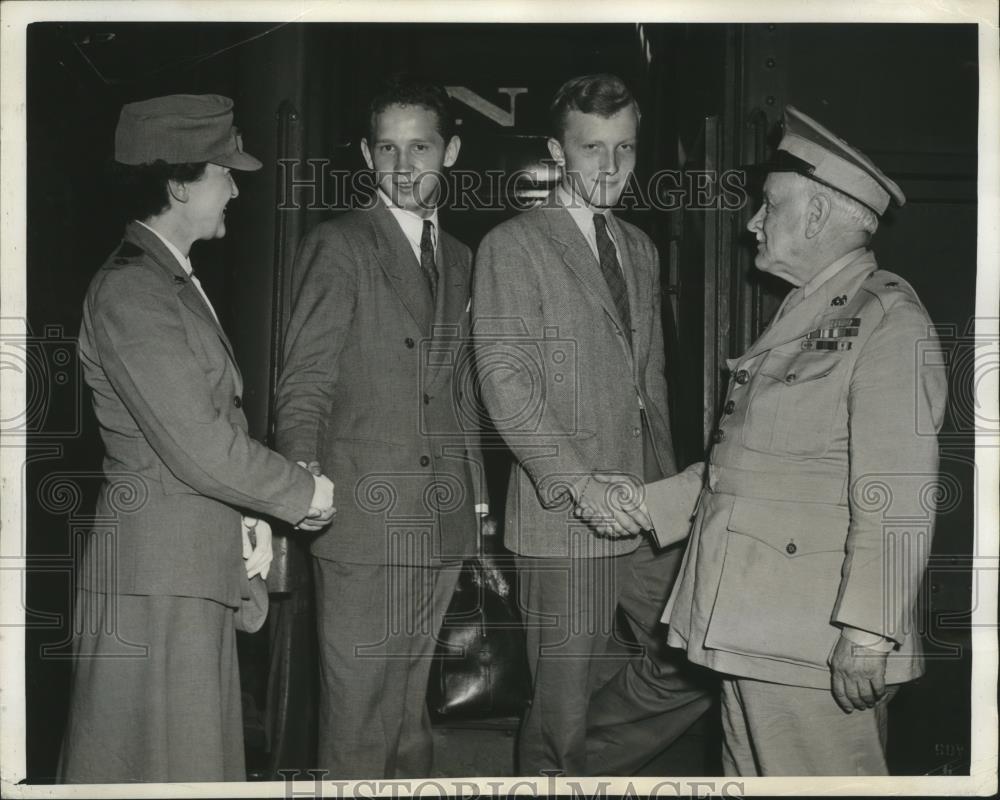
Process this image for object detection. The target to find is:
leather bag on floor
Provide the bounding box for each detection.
[427,517,530,721]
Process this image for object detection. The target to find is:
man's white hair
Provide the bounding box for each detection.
[789,172,879,236]
[827,187,879,235]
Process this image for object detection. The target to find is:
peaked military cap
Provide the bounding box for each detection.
[768,105,905,215]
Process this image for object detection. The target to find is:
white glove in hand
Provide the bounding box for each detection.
[241,516,273,580]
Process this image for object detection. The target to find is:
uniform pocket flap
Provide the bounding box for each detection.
[759,351,840,383]
[726,497,848,556]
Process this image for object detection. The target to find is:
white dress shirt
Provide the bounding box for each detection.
[556,184,623,269]
[379,189,439,262]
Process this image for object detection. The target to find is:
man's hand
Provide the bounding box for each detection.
[573,472,651,538]
[296,466,336,531]
[829,632,890,713]
[241,516,273,580]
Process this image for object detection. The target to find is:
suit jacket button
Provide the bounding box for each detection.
[405,337,415,349]
[423,393,430,405]
[420,455,430,467]
[632,426,641,437]
[233,396,242,408]
[734,369,749,385]
[786,542,797,555]
[724,400,735,414]
[712,429,726,443]
[785,373,797,383]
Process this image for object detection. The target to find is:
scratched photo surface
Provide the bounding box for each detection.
[6,15,991,794]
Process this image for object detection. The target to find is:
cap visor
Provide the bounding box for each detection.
[212,151,262,171]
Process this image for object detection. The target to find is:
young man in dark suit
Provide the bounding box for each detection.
[273,76,484,778]
[60,94,335,783]
[472,74,712,776]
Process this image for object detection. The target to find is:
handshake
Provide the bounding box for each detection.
[296,460,337,531]
[570,462,705,546]
[570,472,652,539]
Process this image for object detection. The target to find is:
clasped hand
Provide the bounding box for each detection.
[295,460,337,531]
[572,472,652,538]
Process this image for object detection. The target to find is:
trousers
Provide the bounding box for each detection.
[312,558,460,778]
[517,538,713,776]
[720,677,895,776]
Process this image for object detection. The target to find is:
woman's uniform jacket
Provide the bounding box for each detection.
[77,221,315,608]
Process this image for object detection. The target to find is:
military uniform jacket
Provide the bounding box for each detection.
[77,222,315,608]
[273,198,482,566]
[472,199,678,558]
[646,251,947,689]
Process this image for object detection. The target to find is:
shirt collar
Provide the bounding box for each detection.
[802,246,868,298]
[135,220,194,276]
[556,184,616,243]
[379,189,439,250]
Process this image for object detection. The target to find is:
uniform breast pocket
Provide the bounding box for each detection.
[741,351,845,456]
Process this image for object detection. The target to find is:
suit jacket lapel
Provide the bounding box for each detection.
[545,205,624,334]
[368,197,434,334]
[609,215,644,367]
[742,252,878,360]
[124,222,237,363]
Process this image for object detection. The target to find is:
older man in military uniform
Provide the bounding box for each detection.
[618,106,948,775]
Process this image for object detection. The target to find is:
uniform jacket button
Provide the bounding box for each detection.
[419,455,430,467]
[405,337,415,348]
[233,396,242,408]
[734,369,750,385]
[712,429,726,443]
[632,426,641,437]
[785,373,797,383]
[423,393,430,405]
[786,542,797,555]
[724,400,735,414]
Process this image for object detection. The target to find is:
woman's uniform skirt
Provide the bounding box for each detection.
[59,589,245,783]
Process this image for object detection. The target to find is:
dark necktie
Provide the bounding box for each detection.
[419,219,438,297]
[593,214,631,347]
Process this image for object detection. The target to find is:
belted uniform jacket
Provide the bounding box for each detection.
[644,251,948,688]
[78,222,315,608]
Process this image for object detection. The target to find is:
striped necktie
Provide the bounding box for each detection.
[593,214,631,347]
[419,219,438,297]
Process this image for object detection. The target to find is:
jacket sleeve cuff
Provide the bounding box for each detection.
[645,462,705,548]
[840,625,896,652]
